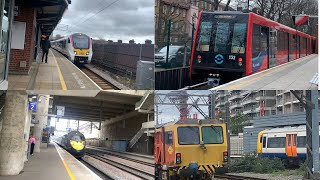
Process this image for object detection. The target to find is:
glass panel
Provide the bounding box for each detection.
[262,137,266,148]
[0,0,10,82]
[165,131,173,145]
[72,34,90,49]
[177,126,199,145]
[267,137,286,148]
[297,136,306,147]
[202,126,224,144]
[231,23,246,54]
[288,135,291,146]
[214,22,229,53]
[197,21,212,51]
[70,135,84,141]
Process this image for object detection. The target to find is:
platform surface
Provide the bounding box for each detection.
[8,49,101,93]
[212,54,318,90]
[0,143,101,180]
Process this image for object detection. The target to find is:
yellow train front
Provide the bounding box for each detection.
[154,119,228,180]
[56,131,86,158]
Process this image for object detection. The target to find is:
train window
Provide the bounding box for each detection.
[197,21,213,52]
[214,22,230,53]
[177,126,200,145]
[288,135,291,146]
[262,136,266,148]
[259,136,262,143]
[201,126,223,144]
[267,137,286,148]
[252,24,268,58]
[165,131,173,145]
[72,34,90,49]
[297,136,306,147]
[231,23,246,54]
[293,134,297,146]
[71,135,84,141]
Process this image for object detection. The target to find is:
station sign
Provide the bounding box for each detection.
[292,15,309,25]
[28,102,37,111]
[56,106,65,116]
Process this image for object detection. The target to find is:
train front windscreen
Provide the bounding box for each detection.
[72,34,90,49]
[193,12,248,73]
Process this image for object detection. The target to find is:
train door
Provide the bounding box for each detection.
[285,134,297,157]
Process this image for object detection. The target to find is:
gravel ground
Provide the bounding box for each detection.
[226,171,304,180]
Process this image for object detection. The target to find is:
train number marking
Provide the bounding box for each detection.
[229,55,236,60]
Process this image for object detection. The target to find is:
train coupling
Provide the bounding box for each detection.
[207,74,221,87]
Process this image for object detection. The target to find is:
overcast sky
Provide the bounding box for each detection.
[53,0,154,43]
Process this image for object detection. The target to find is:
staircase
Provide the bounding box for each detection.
[128,127,145,149]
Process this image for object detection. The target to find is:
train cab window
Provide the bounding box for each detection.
[202,126,223,144]
[267,137,286,148]
[197,21,213,52]
[262,136,266,148]
[165,131,173,145]
[231,23,246,54]
[71,135,84,141]
[177,126,199,145]
[214,22,230,53]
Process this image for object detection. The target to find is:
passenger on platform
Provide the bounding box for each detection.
[41,36,51,63]
[29,135,36,155]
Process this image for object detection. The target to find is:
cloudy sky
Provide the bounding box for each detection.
[53,0,154,43]
[156,90,212,125]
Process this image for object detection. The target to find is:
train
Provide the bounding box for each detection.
[154,119,228,180]
[55,131,86,158]
[51,33,93,65]
[190,11,317,81]
[257,125,320,166]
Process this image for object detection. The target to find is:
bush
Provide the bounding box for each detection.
[229,154,285,173]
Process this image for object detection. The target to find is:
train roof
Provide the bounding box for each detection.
[51,32,91,42]
[263,125,320,133]
[201,11,316,39]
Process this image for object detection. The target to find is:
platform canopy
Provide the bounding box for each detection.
[15,0,71,35]
[52,91,145,122]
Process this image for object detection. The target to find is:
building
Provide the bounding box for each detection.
[155,0,233,48]
[276,90,305,114]
[215,90,277,120]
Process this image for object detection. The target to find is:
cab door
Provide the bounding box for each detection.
[286,134,297,157]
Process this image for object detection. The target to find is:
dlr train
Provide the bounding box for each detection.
[55,131,86,158]
[190,11,317,81]
[257,125,320,166]
[154,119,228,180]
[51,33,93,65]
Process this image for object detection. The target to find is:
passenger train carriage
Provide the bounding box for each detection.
[51,33,93,65]
[55,131,86,158]
[154,119,228,180]
[257,126,320,166]
[190,11,317,80]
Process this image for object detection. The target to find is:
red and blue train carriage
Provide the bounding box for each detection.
[190,11,317,80]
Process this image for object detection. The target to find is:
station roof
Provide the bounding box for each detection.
[15,0,71,36]
[52,91,151,122]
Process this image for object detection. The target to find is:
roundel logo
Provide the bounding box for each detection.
[215,54,224,64]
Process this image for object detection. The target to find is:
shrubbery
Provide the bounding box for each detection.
[229,154,285,173]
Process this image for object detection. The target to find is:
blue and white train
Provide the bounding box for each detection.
[257,125,320,166]
[51,33,93,65]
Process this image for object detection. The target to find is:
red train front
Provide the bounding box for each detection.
[190,11,317,81]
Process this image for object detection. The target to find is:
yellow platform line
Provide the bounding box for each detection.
[51,50,67,90]
[54,143,76,180]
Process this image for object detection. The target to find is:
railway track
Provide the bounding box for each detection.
[214,174,268,180]
[85,151,154,180]
[79,67,119,90]
[86,146,154,166]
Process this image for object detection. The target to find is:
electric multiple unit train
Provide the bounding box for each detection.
[55,131,86,158]
[154,119,228,180]
[51,33,93,65]
[257,126,320,166]
[190,11,317,81]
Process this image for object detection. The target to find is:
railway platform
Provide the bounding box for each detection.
[212,54,318,90]
[0,143,101,180]
[8,49,101,93]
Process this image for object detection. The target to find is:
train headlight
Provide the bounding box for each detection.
[74,51,77,55]
[176,153,182,164]
[197,55,202,63]
[238,57,243,66]
[223,151,228,162]
[86,52,89,55]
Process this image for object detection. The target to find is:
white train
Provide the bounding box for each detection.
[51,33,93,64]
[257,125,320,166]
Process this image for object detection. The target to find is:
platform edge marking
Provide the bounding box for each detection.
[53,143,76,180]
[51,50,68,91]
